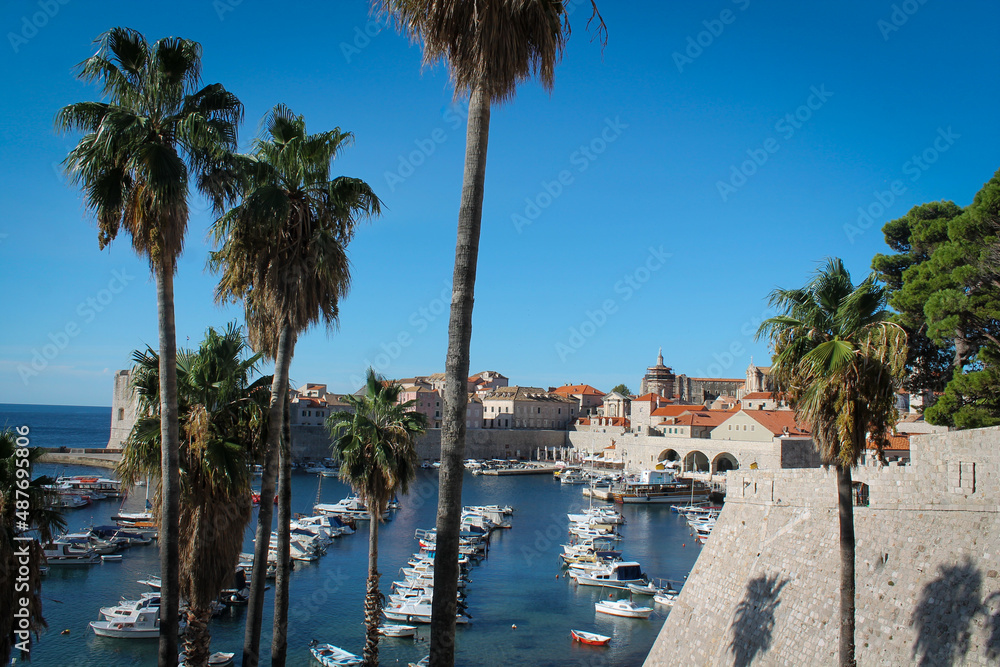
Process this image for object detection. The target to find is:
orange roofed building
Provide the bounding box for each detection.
[551,384,606,417]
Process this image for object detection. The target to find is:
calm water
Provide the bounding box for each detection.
[5,405,706,667]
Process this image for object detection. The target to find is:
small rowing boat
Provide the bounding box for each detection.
[570,629,611,646]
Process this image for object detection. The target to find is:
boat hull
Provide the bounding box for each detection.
[89,621,159,638]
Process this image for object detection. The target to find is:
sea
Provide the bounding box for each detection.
[1,404,704,667]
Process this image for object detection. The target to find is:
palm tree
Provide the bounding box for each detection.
[208,104,381,667]
[756,258,908,667]
[372,3,605,661]
[327,368,427,666]
[0,431,65,665]
[56,27,242,665]
[117,324,269,667]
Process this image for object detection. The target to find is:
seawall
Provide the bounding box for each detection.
[645,426,1000,666]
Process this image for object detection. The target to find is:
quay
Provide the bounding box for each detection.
[37,447,121,470]
[480,464,559,475]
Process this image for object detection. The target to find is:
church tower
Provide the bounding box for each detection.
[640,348,676,398]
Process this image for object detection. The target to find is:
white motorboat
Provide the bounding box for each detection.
[595,599,653,619]
[628,581,660,596]
[573,561,647,589]
[653,591,678,606]
[42,541,100,565]
[309,642,362,666]
[378,623,417,638]
[138,574,161,590]
[100,594,160,619]
[383,602,469,625]
[90,608,161,638]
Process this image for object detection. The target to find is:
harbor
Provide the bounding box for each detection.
[23,455,703,666]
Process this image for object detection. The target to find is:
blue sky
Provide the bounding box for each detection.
[2,0,999,406]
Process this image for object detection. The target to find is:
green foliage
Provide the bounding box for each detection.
[872,169,1000,428]
[609,383,631,396]
[757,258,908,467]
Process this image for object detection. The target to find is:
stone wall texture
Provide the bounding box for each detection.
[644,425,1000,666]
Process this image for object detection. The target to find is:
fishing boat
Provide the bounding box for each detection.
[383,602,469,625]
[570,629,611,646]
[90,608,161,638]
[627,581,660,596]
[378,624,417,638]
[137,574,161,590]
[308,642,362,666]
[594,599,653,619]
[99,594,160,619]
[612,469,711,505]
[42,541,100,565]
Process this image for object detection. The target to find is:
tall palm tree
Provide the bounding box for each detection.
[327,368,427,667]
[756,258,908,667]
[0,431,65,665]
[56,27,242,666]
[209,104,381,667]
[373,3,605,662]
[117,324,269,667]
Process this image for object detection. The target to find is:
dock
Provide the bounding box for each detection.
[481,465,559,476]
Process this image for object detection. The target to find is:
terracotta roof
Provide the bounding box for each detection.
[867,433,910,451]
[742,410,810,436]
[552,384,605,397]
[651,405,700,418]
[662,411,731,428]
[632,393,660,402]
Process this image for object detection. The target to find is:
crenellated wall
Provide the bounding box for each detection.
[644,426,1000,666]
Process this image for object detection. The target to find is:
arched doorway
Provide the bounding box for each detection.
[713,452,739,474]
[683,450,709,472]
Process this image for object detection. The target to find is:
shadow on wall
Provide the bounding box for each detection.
[730,573,789,667]
[911,557,1000,665]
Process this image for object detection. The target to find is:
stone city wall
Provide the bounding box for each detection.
[290,425,569,462]
[644,426,1000,666]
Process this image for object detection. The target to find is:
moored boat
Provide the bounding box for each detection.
[594,599,653,619]
[378,623,417,638]
[308,641,362,666]
[90,608,161,638]
[612,469,711,505]
[570,629,611,646]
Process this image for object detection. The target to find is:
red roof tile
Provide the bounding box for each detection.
[742,410,810,436]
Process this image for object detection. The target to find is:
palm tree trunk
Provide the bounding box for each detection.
[156,259,181,667]
[837,463,856,667]
[242,323,294,667]
[363,516,381,667]
[271,397,293,667]
[431,84,490,667]
[183,607,211,667]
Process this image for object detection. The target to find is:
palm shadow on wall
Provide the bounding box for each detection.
[911,557,1000,665]
[730,573,789,667]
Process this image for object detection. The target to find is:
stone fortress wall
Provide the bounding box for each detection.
[644,426,1000,666]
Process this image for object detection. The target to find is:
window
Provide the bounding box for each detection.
[537,407,541,414]
[118,408,124,421]
[852,482,870,507]
[558,408,562,414]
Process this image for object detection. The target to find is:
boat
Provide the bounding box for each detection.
[559,469,588,485]
[612,469,711,505]
[570,629,611,646]
[308,642,362,666]
[653,591,678,606]
[407,657,429,667]
[137,574,161,590]
[42,541,100,565]
[378,623,417,638]
[627,581,660,596]
[101,554,123,562]
[383,602,469,624]
[180,651,235,666]
[99,594,160,619]
[90,608,161,638]
[594,599,653,619]
[573,561,647,589]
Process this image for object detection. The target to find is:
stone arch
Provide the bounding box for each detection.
[712,452,739,473]
[658,449,680,462]
[684,450,709,472]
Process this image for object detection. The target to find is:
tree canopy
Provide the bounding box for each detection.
[872,168,1000,429]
